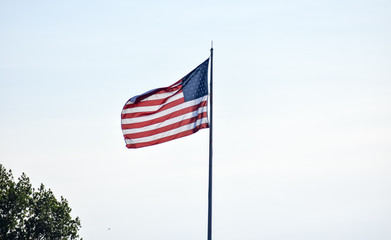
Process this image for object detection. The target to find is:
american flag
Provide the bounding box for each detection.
[121,59,209,148]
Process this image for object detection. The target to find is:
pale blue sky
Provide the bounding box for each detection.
[1,1,391,239]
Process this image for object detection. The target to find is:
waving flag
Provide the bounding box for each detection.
[121,59,209,148]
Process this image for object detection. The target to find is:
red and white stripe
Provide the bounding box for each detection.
[121,81,208,148]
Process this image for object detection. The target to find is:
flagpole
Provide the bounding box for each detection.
[208,42,213,240]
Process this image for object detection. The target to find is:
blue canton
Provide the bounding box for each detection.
[182,59,209,102]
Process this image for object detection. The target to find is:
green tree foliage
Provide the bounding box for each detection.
[0,164,82,240]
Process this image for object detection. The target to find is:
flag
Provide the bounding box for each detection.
[121,59,209,148]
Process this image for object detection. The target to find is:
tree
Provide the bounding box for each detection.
[0,164,82,239]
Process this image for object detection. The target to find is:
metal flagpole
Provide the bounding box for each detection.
[208,42,213,240]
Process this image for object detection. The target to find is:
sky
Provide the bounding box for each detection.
[1,0,391,239]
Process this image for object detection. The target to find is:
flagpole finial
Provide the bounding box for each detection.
[211,41,213,50]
